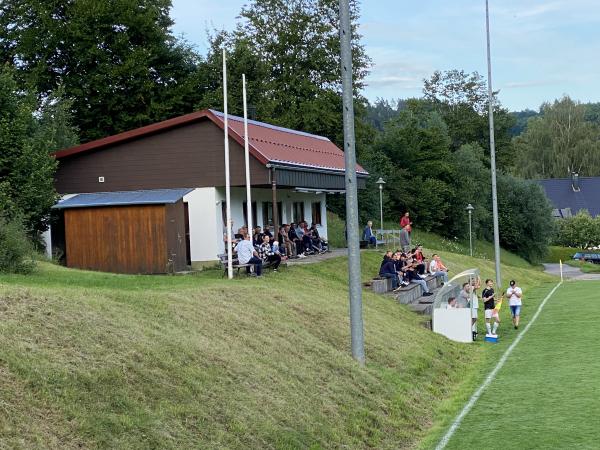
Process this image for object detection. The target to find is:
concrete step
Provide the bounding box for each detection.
[408,303,433,315]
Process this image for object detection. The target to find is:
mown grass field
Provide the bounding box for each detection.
[425,280,600,450]
[0,238,555,449]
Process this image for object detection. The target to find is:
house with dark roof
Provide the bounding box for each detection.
[45,109,367,273]
[537,173,600,218]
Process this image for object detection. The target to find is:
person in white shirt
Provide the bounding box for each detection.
[429,254,449,283]
[506,279,523,329]
[235,234,263,276]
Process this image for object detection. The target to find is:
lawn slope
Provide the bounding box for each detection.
[0,247,554,449]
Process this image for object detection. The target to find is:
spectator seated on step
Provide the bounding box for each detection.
[395,252,410,286]
[379,250,393,273]
[379,252,400,290]
[309,223,327,253]
[362,221,377,246]
[296,221,314,255]
[289,223,304,257]
[412,246,426,275]
[404,258,433,296]
[258,235,282,271]
[236,233,263,276]
[279,224,295,257]
[429,254,449,284]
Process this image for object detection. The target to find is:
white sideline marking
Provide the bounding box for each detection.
[435,282,563,450]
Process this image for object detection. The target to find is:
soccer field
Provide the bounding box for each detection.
[438,280,600,450]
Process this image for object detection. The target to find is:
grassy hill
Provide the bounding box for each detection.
[0,236,555,448]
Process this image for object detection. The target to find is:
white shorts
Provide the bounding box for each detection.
[471,308,478,319]
[484,309,494,319]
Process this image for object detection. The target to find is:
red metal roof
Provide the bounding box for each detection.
[53,109,367,175]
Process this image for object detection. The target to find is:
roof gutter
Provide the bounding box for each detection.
[266,161,369,177]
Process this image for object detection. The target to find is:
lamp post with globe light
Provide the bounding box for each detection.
[466,203,475,257]
[376,177,386,234]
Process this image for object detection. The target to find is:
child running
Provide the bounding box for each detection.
[482,279,500,337]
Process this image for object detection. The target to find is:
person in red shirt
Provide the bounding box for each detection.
[400,212,412,233]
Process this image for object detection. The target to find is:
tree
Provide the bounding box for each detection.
[495,174,555,262]
[554,211,600,249]
[0,67,77,236]
[513,96,600,178]
[216,0,371,146]
[0,0,201,142]
[368,100,453,231]
[422,70,516,169]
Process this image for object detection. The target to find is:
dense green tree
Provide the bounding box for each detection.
[367,100,453,231]
[364,98,407,131]
[554,211,600,249]
[0,67,77,235]
[0,0,200,141]
[513,96,600,178]
[509,109,539,137]
[422,70,516,169]
[216,0,371,146]
[495,174,555,261]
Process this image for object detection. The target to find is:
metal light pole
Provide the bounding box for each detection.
[486,0,502,287]
[339,0,365,366]
[466,203,474,257]
[376,177,385,232]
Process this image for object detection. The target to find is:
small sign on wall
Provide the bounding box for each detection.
[98,176,105,183]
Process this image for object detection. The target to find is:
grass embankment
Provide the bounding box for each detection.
[327,212,533,269]
[0,241,554,448]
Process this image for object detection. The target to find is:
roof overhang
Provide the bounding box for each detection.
[52,188,194,209]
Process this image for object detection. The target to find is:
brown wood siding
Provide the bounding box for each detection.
[164,200,188,272]
[55,119,270,194]
[64,205,168,274]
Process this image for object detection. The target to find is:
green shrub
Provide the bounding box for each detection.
[0,215,35,274]
[546,246,577,263]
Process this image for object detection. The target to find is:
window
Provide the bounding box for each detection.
[292,202,305,223]
[243,201,258,227]
[262,202,283,227]
[311,202,322,226]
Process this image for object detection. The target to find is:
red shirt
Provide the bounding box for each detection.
[400,216,411,230]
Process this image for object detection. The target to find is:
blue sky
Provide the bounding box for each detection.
[170,0,600,111]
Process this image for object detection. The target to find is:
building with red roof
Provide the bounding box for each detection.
[47,110,368,272]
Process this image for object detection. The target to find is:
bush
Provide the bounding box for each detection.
[554,210,600,248]
[0,216,36,274]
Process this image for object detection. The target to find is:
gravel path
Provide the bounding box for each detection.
[542,263,600,280]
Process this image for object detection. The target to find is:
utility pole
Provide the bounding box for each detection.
[486,0,502,288]
[339,0,365,366]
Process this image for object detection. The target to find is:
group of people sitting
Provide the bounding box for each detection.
[378,246,449,294]
[224,220,328,277]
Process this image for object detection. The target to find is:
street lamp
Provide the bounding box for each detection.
[466,203,475,257]
[376,177,385,233]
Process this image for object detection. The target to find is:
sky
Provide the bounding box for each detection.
[170,0,600,111]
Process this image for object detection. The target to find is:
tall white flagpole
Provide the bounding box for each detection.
[223,48,233,279]
[242,74,253,233]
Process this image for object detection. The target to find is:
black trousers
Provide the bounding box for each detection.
[266,254,282,269]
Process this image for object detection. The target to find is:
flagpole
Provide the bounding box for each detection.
[242,74,253,233]
[223,48,233,279]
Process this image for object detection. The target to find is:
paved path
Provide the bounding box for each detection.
[542,263,600,280]
[286,248,348,266]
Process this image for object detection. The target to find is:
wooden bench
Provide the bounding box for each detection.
[218,254,287,277]
[218,254,252,277]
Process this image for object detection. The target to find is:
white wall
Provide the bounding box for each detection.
[183,188,219,263]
